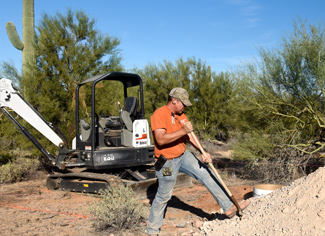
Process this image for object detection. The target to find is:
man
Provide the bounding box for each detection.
[145,87,250,235]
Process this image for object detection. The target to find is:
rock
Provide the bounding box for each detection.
[176,222,187,228]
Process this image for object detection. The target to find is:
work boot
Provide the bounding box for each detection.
[225,199,250,218]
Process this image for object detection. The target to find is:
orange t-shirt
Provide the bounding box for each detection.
[151,105,189,159]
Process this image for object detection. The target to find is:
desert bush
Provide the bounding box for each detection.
[91,184,147,234]
[246,147,314,184]
[232,132,319,184]
[0,156,40,183]
[0,151,13,165]
[232,132,274,162]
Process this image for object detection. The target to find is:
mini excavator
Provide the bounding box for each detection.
[0,72,191,198]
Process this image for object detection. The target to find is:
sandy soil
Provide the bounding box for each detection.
[1,156,324,235]
[0,170,252,236]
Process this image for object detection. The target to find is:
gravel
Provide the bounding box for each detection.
[198,166,325,235]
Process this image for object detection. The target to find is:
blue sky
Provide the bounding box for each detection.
[0,0,324,74]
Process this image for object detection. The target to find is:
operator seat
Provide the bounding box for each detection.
[124,96,138,121]
[80,119,91,141]
[120,96,138,146]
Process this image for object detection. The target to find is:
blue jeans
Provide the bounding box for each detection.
[145,151,233,234]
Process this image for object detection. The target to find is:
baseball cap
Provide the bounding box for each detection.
[169,87,192,106]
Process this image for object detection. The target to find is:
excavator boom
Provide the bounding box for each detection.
[0,78,64,147]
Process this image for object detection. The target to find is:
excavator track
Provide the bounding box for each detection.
[46,172,192,199]
[46,172,122,194]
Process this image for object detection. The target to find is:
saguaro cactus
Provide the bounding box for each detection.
[6,0,35,79]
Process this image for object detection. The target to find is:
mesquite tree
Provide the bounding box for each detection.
[21,9,123,148]
[236,18,325,154]
[139,57,235,140]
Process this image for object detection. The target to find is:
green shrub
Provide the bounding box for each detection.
[0,151,13,165]
[0,156,40,183]
[91,184,147,234]
[232,132,273,162]
[232,132,317,184]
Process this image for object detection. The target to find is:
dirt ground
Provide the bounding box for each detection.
[0,169,253,236]
[1,140,324,236]
[1,166,325,236]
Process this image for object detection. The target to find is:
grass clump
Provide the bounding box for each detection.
[91,184,147,234]
[0,156,40,183]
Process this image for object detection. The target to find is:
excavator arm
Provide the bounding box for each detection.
[0,78,68,164]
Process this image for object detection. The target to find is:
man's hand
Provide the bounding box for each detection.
[201,151,212,163]
[183,121,193,133]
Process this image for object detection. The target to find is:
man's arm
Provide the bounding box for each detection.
[153,121,193,146]
[188,132,212,163]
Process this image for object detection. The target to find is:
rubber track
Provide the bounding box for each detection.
[47,172,122,185]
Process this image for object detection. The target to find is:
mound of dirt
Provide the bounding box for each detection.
[198,166,325,235]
